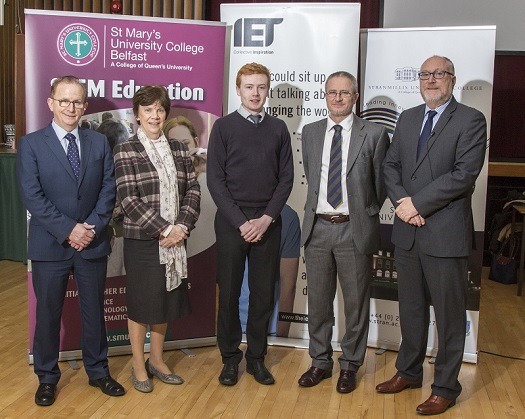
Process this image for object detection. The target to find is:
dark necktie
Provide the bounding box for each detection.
[327,124,343,209]
[248,114,261,126]
[65,132,80,180]
[417,110,437,159]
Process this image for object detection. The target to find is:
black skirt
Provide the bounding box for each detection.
[124,238,191,324]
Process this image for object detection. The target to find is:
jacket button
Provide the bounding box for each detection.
[411,176,416,181]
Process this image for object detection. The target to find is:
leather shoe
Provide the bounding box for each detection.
[298,366,332,387]
[35,383,57,406]
[376,373,422,394]
[219,363,239,386]
[146,359,183,385]
[89,375,125,396]
[246,360,275,385]
[336,369,356,394]
[416,394,456,415]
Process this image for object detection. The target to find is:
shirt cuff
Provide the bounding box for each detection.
[161,225,174,238]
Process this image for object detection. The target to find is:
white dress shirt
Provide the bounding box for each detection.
[316,113,353,215]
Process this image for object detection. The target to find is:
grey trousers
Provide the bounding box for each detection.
[304,217,371,371]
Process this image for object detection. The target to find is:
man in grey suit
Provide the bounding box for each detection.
[17,76,124,406]
[298,71,389,393]
[376,56,487,415]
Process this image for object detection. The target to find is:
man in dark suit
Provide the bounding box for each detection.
[376,56,487,415]
[298,71,389,393]
[17,76,125,406]
[208,63,293,386]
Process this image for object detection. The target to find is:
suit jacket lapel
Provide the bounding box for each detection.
[347,116,366,174]
[78,128,92,185]
[426,98,457,151]
[44,124,78,182]
[311,120,327,187]
[413,98,457,173]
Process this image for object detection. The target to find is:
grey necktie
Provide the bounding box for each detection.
[247,114,261,126]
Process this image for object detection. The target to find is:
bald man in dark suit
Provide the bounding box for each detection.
[376,56,487,415]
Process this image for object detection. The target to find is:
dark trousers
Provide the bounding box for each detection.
[215,208,281,365]
[32,253,109,384]
[395,239,468,401]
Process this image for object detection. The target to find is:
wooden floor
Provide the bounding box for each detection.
[1,261,525,418]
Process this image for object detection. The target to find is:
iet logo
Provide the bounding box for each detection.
[233,18,283,47]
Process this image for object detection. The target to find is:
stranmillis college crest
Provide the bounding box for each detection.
[57,23,99,66]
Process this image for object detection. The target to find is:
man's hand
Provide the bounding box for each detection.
[240,214,273,243]
[408,214,426,227]
[68,223,95,251]
[395,197,419,223]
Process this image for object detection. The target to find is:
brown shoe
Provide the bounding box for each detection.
[416,394,456,415]
[298,367,332,387]
[336,370,356,394]
[376,373,422,393]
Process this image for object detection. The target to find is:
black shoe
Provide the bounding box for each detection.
[89,375,125,396]
[219,363,239,386]
[246,360,275,385]
[35,383,57,406]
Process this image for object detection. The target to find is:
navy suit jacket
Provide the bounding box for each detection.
[17,123,116,261]
[383,97,487,257]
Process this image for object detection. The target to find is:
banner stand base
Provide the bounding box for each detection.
[27,336,217,365]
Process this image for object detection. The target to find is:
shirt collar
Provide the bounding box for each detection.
[425,96,453,116]
[327,113,354,132]
[237,105,265,121]
[52,120,80,141]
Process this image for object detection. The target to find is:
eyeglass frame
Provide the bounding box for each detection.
[325,90,356,98]
[418,70,455,80]
[50,98,86,109]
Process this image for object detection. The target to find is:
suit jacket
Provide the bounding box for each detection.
[113,134,200,240]
[301,115,390,254]
[382,97,487,257]
[16,123,116,261]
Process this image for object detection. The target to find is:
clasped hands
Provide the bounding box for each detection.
[68,223,95,251]
[396,197,426,227]
[159,225,188,248]
[239,214,272,243]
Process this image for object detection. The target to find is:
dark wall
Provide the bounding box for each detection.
[490,53,525,161]
[205,0,381,28]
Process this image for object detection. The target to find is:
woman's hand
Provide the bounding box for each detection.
[159,225,189,248]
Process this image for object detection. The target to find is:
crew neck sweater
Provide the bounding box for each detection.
[207,111,293,229]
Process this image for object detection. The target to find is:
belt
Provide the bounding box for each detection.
[316,214,349,224]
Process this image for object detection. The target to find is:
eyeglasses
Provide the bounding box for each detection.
[326,90,354,98]
[418,70,454,80]
[50,98,85,109]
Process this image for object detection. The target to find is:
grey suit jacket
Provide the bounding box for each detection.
[382,97,487,257]
[301,115,390,254]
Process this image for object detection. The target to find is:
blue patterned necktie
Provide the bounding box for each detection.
[327,124,343,209]
[65,132,80,180]
[248,114,261,126]
[417,110,437,159]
